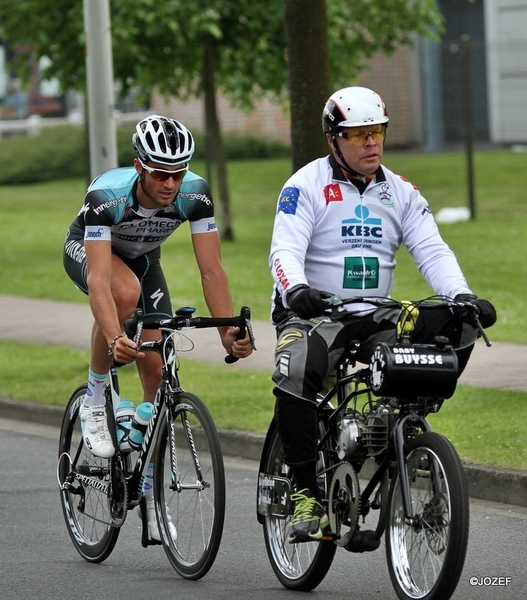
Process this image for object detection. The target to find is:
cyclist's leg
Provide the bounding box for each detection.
[273,318,346,541]
[64,239,142,379]
[64,240,141,456]
[273,318,340,461]
[126,248,172,401]
[89,254,142,375]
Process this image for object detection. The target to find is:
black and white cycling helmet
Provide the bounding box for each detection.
[322,86,389,135]
[132,115,195,166]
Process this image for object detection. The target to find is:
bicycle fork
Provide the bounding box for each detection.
[393,412,432,525]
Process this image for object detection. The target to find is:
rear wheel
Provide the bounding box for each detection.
[57,385,120,562]
[259,422,336,591]
[154,392,226,580]
[386,431,469,600]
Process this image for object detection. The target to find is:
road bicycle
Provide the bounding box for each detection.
[57,305,254,580]
[257,295,491,600]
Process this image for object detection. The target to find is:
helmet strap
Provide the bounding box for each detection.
[332,135,358,176]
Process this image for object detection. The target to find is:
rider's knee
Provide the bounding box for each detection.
[113,284,141,322]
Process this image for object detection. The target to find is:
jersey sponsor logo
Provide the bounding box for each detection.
[113,233,171,243]
[64,240,86,263]
[273,258,291,290]
[341,206,382,245]
[277,187,300,215]
[150,288,164,310]
[117,218,181,234]
[85,227,110,240]
[207,222,217,231]
[179,191,212,206]
[92,195,127,215]
[277,331,303,349]
[377,183,394,207]
[343,257,379,289]
[324,184,343,204]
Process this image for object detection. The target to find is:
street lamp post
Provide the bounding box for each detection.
[83,0,117,180]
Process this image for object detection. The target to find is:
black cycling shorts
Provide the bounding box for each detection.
[63,238,172,318]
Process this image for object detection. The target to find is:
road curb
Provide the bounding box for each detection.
[2,396,526,508]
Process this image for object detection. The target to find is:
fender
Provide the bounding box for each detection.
[256,417,278,524]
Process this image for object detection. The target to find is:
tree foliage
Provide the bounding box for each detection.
[0,0,442,109]
[0,0,443,235]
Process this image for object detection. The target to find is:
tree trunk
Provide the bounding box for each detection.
[203,36,235,241]
[284,0,331,173]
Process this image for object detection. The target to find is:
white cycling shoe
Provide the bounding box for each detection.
[79,404,115,458]
[143,498,178,543]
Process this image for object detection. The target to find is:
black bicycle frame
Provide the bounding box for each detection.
[314,355,434,532]
[105,339,178,508]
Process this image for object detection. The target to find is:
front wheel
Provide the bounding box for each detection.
[386,431,469,600]
[57,385,120,562]
[154,392,226,580]
[258,421,336,591]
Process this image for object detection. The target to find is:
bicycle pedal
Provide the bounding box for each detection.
[344,529,381,553]
[143,537,162,547]
[320,533,337,542]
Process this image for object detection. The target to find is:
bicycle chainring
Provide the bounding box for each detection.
[328,462,361,547]
[107,462,128,527]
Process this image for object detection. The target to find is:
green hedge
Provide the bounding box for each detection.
[0,124,290,184]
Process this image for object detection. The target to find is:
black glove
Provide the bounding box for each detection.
[455,294,497,329]
[287,285,332,319]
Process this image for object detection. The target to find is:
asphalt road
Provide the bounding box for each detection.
[1,418,526,600]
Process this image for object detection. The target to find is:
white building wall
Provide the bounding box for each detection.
[485,0,527,143]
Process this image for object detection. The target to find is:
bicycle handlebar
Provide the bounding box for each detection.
[124,306,255,364]
[321,294,491,346]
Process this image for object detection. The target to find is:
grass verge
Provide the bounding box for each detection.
[1,341,525,470]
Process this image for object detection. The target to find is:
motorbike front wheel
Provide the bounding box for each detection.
[386,431,469,600]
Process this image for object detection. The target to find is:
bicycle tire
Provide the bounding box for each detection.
[57,385,120,562]
[386,431,469,600]
[260,421,337,591]
[154,391,226,580]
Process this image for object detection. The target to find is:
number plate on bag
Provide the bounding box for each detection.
[257,474,292,518]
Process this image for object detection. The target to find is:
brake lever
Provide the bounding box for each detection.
[124,308,144,350]
[475,315,492,347]
[133,309,144,350]
[458,301,492,347]
[225,306,255,364]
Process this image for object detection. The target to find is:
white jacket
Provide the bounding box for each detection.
[269,155,471,321]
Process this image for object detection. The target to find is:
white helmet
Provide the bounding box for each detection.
[322,86,389,134]
[132,115,195,166]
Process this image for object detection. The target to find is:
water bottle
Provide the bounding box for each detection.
[128,402,154,451]
[115,399,135,452]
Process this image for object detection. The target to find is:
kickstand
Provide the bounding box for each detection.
[139,495,162,547]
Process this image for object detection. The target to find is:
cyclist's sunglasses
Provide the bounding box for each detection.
[139,160,189,182]
[337,126,386,145]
